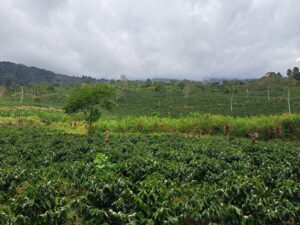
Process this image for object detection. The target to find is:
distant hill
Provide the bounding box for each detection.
[0,61,105,86]
[151,78,172,82]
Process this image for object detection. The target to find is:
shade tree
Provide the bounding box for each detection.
[64,84,116,131]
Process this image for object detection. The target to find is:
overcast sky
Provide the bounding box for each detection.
[0,0,300,80]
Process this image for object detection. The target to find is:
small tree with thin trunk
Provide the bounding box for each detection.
[115,74,128,101]
[65,84,116,132]
[154,83,167,107]
[20,86,24,103]
[283,78,297,114]
[183,80,191,103]
[223,80,240,113]
[256,72,282,103]
[287,69,293,78]
[287,87,291,115]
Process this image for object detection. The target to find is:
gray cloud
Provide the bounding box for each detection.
[0,0,300,80]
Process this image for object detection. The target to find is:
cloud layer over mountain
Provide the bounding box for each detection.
[1,0,300,80]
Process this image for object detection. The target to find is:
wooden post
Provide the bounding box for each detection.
[224,123,231,142]
[274,125,280,139]
[249,132,259,145]
[105,128,110,145]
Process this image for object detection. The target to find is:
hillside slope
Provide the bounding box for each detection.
[0,61,102,86]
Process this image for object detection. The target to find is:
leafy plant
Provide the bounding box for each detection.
[93,153,115,171]
[64,84,116,131]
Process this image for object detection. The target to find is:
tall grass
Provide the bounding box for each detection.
[0,105,299,139]
[96,113,300,140]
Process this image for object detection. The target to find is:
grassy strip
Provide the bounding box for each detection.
[0,112,299,140]
[95,113,300,140]
[0,105,62,112]
[0,116,85,135]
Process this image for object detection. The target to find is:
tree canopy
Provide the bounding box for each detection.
[65,84,116,128]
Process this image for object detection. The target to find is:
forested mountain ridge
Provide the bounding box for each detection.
[0,61,104,86]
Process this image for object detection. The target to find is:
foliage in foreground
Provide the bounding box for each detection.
[0,125,299,224]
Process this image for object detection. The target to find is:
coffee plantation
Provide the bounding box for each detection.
[0,125,299,224]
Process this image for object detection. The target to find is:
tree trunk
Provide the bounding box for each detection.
[168,86,172,103]
[287,87,291,115]
[20,87,24,103]
[230,93,233,113]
